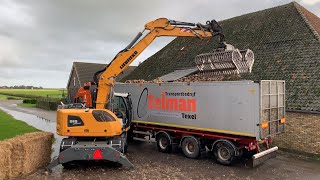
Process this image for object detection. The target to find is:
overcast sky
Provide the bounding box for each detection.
[0,0,319,88]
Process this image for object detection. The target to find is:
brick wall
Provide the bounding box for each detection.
[273,112,320,155]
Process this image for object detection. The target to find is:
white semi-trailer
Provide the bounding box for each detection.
[114,80,285,167]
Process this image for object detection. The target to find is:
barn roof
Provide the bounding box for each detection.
[123,2,320,112]
[67,62,137,87]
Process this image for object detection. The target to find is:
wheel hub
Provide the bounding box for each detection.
[159,137,168,149]
[218,147,231,161]
[185,142,195,154]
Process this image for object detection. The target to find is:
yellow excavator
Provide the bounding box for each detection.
[47,18,235,170]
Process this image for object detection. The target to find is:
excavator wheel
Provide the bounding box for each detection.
[121,132,128,153]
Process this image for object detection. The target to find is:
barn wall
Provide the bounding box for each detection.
[273,112,320,155]
[67,67,81,103]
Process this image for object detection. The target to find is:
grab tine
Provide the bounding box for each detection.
[194,44,254,78]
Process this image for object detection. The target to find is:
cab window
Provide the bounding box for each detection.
[114,96,126,112]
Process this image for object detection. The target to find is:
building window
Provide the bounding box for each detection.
[73,77,76,87]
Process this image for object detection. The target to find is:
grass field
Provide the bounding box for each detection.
[0,89,65,99]
[0,109,39,140]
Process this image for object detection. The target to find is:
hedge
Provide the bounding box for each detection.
[36,99,61,110]
[22,99,37,104]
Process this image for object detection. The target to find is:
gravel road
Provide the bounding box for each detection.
[21,143,320,180]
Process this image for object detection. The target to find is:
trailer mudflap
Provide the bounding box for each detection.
[249,146,278,167]
[46,142,133,172]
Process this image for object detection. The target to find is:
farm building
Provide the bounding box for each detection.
[123,2,320,154]
[67,62,136,101]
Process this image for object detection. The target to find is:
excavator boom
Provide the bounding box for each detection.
[95,18,226,109]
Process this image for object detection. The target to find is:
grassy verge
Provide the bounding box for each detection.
[7,96,23,100]
[18,103,37,108]
[0,94,7,100]
[0,109,39,140]
[0,94,24,101]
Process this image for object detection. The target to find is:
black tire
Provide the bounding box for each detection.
[127,129,134,142]
[121,133,128,153]
[156,132,172,153]
[181,137,200,159]
[213,141,236,165]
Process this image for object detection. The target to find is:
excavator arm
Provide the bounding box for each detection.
[95,18,225,109]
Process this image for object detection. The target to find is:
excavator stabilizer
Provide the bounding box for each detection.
[46,141,133,172]
[195,44,254,77]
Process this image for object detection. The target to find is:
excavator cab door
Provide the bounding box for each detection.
[114,95,132,129]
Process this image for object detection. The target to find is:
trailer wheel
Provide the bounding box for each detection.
[156,132,172,153]
[181,137,200,159]
[213,141,236,165]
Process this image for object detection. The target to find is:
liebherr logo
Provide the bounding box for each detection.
[120,51,138,69]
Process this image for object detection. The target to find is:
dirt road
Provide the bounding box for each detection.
[1,100,320,180]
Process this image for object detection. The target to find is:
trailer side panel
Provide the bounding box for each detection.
[115,81,260,138]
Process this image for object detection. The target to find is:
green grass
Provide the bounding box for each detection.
[0,94,7,100]
[0,89,65,99]
[18,103,37,108]
[7,96,23,100]
[0,109,39,140]
[0,94,25,101]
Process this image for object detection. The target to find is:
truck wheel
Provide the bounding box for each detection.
[156,132,172,153]
[213,141,236,165]
[181,137,200,159]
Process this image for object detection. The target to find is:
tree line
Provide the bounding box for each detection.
[0,85,43,89]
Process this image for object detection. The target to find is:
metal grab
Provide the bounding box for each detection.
[195,44,254,76]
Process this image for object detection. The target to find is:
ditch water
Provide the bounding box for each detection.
[0,105,62,158]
